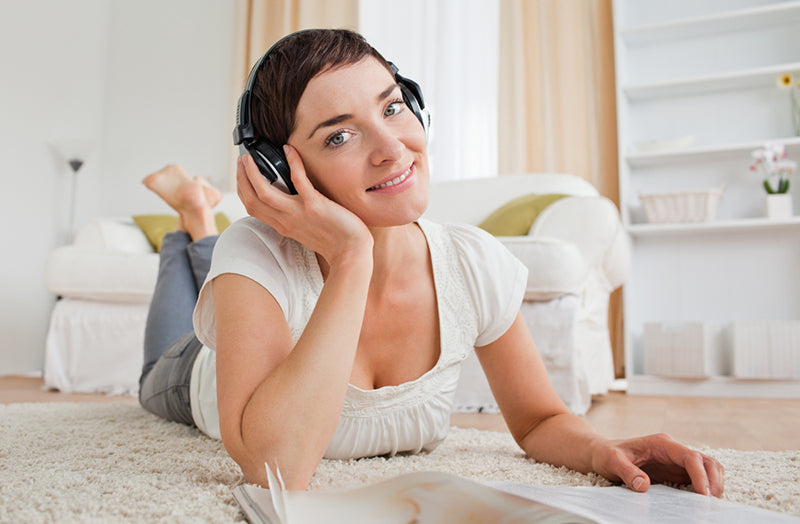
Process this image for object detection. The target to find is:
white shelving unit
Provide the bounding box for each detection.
[613,0,800,397]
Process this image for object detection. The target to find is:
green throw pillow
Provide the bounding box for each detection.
[478,193,569,236]
[133,213,231,252]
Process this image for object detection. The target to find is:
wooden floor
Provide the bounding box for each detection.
[3,376,799,451]
[451,392,800,451]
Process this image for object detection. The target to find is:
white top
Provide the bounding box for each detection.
[191,217,527,459]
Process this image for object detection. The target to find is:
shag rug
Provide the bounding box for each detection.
[1,402,798,523]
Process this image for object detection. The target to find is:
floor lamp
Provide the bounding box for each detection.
[50,139,94,242]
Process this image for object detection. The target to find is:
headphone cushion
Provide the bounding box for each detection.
[246,139,295,193]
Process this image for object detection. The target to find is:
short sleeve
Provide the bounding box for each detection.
[193,218,291,350]
[446,223,528,347]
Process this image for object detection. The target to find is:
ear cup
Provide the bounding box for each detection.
[246,139,295,194]
[396,76,429,137]
[392,67,430,138]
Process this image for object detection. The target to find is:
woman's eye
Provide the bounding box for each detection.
[326,130,352,148]
[384,100,405,117]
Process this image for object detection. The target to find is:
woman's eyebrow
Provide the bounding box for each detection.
[307,84,400,139]
[308,114,352,139]
[377,83,398,101]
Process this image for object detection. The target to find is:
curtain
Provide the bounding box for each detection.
[228,0,358,188]
[499,0,624,377]
[359,0,500,183]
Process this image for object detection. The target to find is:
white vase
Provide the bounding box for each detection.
[764,193,793,219]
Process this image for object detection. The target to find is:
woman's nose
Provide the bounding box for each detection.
[368,125,404,165]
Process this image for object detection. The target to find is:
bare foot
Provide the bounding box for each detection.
[143,165,220,241]
[194,176,223,208]
[143,165,201,209]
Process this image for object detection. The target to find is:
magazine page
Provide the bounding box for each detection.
[233,484,282,524]
[234,470,600,523]
[489,482,799,524]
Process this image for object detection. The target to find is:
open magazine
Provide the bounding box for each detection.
[233,465,798,524]
[233,467,597,523]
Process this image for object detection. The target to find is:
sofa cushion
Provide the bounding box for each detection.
[74,218,154,254]
[132,213,231,252]
[499,237,587,301]
[478,193,568,236]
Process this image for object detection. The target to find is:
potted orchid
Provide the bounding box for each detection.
[751,143,796,218]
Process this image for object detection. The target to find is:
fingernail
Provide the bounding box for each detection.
[283,144,290,155]
[632,477,645,491]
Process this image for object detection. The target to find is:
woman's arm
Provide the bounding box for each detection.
[213,152,374,489]
[477,313,724,497]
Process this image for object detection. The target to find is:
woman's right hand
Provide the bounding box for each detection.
[237,146,373,267]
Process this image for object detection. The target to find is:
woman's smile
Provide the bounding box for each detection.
[367,163,416,192]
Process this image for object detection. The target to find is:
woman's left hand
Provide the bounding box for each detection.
[589,433,724,496]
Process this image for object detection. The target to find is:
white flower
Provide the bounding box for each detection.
[776,160,797,174]
[750,143,794,194]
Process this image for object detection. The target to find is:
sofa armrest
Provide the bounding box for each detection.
[602,222,631,290]
[528,195,630,291]
[499,237,588,301]
[45,247,158,303]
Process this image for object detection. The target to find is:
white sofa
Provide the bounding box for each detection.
[43,193,248,396]
[44,173,629,414]
[425,174,630,414]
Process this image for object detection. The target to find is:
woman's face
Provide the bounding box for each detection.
[287,57,430,228]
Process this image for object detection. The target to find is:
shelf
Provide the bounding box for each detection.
[627,216,800,237]
[620,1,800,44]
[622,62,800,100]
[626,375,800,398]
[625,136,800,167]
[615,1,800,398]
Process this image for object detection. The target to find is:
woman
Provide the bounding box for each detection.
[141,28,724,495]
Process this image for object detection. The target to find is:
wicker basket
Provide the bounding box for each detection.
[639,186,725,224]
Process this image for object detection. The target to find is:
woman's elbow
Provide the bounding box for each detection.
[223,417,316,490]
[220,424,269,487]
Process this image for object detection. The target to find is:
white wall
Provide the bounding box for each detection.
[97,1,236,218]
[0,0,235,375]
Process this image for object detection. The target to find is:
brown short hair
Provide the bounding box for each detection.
[251,29,392,147]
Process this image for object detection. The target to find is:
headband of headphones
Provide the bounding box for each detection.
[232,30,429,194]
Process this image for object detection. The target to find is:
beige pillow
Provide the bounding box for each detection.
[132,213,231,252]
[478,193,568,236]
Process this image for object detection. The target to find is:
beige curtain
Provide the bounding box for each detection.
[499,0,624,378]
[227,0,358,188]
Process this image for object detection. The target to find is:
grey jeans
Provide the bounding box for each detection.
[138,231,217,426]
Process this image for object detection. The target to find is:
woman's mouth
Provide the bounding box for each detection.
[367,165,414,191]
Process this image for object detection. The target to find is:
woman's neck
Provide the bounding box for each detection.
[369,222,424,283]
[316,222,425,289]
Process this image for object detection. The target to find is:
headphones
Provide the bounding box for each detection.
[233,31,430,194]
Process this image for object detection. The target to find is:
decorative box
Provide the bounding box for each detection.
[729,321,800,379]
[643,322,725,377]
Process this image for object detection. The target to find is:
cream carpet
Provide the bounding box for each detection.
[1,402,798,523]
